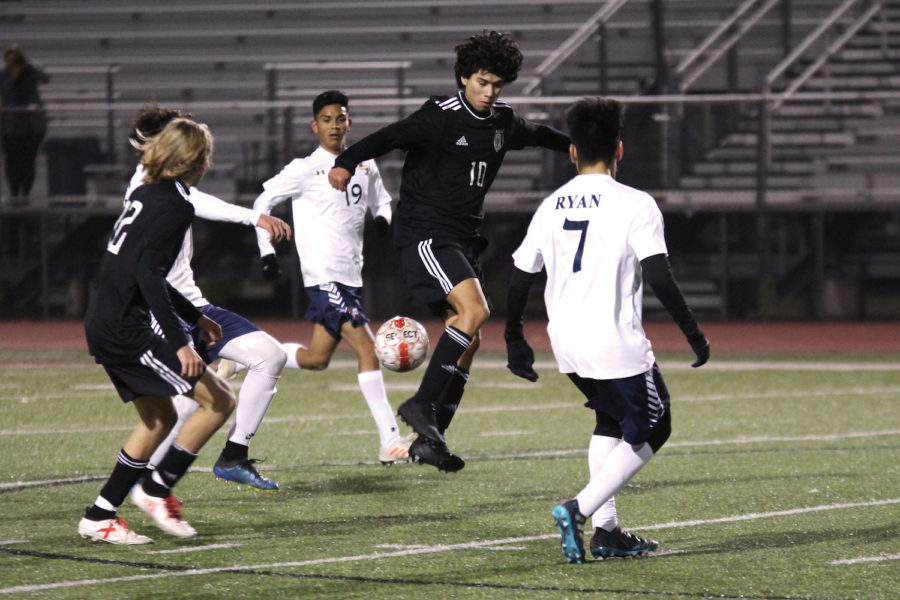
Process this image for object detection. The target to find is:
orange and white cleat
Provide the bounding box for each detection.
[78,516,153,545]
[130,484,197,538]
[378,432,416,465]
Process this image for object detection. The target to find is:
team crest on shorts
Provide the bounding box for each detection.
[493,129,504,152]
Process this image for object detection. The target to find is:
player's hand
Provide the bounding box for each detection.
[261,253,282,281]
[196,315,223,346]
[176,344,206,378]
[506,337,539,382]
[689,335,710,368]
[328,167,351,191]
[256,213,292,243]
[372,215,390,238]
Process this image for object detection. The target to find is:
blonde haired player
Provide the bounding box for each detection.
[80,119,236,543]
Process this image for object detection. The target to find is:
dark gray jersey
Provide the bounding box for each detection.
[334,91,569,248]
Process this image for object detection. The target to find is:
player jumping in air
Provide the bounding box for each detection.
[329,30,570,471]
[505,97,710,563]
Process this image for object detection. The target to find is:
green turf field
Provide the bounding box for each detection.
[1,349,898,599]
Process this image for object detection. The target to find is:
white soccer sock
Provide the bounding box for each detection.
[148,395,199,469]
[358,370,400,446]
[588,435,621,532]
[282,343,304,369]
[575,440,654,518]
[228,371,279,445]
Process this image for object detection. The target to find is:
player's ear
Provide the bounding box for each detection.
[309,119,318,134]
[569,144,577,166]
[615,141,624,162]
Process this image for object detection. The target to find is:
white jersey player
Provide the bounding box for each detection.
[504,98,709,564]
[253,90,414,464]
[126,105,293,491]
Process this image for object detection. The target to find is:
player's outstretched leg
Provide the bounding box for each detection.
[590,526,659,559]
[552,499,586,564]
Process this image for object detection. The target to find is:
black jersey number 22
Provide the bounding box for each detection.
[107,199,144,255]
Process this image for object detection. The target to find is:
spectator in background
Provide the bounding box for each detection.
[1,43,49,201]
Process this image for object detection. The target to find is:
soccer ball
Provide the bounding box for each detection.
[375,316,429,373]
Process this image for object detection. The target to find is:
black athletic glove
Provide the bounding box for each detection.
[505,336,538,382]
[372,215,390,238]
[261,253,282,281]
[687,330,710,368]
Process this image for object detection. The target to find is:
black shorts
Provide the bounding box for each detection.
[567,364,671,445]
[400,238,492,316]
[101,336,203,403]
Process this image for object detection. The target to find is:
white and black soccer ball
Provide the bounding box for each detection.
[375,316,429,373]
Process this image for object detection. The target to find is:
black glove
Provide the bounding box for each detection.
[261,253,282,281]
[506,337,538,382]
[689,334,710,368]
[372,215,390,238]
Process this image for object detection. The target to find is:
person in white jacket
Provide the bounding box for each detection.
[253,90,414,464]
[128,105,293,491]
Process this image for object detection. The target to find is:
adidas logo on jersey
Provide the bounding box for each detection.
[456,136,468,146]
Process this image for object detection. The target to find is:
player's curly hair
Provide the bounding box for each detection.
[566,97,624,167]
[453,30,523,88]
[128,104,193,154]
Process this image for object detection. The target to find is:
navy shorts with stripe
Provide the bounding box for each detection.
[567,364,671,445]
[190,304,261,364]
[102,336,203,403]
[400,238,492,316]
[304,282,369,340]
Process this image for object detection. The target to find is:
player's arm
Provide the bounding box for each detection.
[252,164,303,279]
[330,105,442,190]
[508,115,570,153]
[190,187,291,244]
[504,266,541,382]
[641,253,710,367]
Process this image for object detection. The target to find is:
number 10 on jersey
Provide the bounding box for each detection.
[470,161,487,188]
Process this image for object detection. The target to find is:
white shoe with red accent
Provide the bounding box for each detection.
[130,484,197,538]
[378,432,416,464]
[78,516,153,545]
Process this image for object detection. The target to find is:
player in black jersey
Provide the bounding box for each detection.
[329,30,570,471]
[78,119,236,544]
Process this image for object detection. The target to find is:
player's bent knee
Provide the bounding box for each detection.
[647,410,672,453]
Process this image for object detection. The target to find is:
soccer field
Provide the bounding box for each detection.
[1,347,898,599]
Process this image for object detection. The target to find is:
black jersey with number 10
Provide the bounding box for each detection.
[334,91,569,249]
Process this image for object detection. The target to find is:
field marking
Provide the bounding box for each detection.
[0,540,29,546]
[2,498,896,595]
[829,553,900,565]
[479,430,535,437]
[4,429,898,490]
[144,543,242,555]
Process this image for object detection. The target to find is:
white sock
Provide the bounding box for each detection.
[588,435,621,532]
[282,343,304,369]
[228,371,279,445]
[148,395,199,469]
[575,440,654,518]
[358,370,399,446]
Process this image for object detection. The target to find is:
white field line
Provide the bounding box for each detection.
[0,540,29,546]
[479,430,535,437]
[829,553,900,565]
[0,475,105,490]
[1,498,897,595]
[144,543,242,555]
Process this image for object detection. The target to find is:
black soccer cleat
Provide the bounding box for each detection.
[397,398,445,444]
[408,435,465,472]
[589,526,659,559]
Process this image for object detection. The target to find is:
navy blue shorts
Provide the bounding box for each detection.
[190,304,261,364]
[567,364,671,445]
[102,336,202,403]
[400,238,492,316]
[304,282,369,340]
